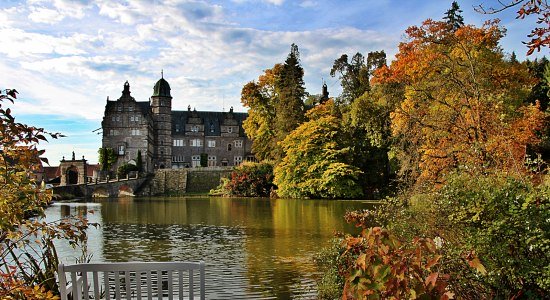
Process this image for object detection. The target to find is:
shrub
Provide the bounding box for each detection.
[211,161,275,197]
[117,163,139,178]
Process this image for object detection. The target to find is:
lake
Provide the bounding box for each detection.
[45,197,374,299]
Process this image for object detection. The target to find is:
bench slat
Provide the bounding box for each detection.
[58,261,205,300]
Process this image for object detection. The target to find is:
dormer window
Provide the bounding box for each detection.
[227,127,233,133]
[191,125,199,132]
[210,123,215,133]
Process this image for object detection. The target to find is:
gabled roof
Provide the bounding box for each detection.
[171,110,248,136]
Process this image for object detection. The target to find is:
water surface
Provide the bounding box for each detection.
[46,197,374,299]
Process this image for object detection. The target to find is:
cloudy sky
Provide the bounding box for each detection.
[0,0,545,164]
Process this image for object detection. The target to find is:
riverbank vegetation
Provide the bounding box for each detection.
[236,1,550,298]
[0,90,94,299]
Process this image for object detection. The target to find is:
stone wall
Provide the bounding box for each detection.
[185,169,231,194]
[146,168,231,195]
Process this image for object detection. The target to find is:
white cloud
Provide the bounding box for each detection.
[299,1,317,8]
[264,0,285,5]
[28,7,63,24]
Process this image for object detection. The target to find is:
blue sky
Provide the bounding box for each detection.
[0,0,546,164]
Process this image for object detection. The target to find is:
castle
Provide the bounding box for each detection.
[101,76,253,172]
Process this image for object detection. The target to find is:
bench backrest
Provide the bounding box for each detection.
[58,261,205,300]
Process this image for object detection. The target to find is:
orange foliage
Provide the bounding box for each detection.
[374,19,544,184]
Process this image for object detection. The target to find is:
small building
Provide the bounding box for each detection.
[101,76,253,172]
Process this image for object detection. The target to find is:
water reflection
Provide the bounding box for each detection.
[46,197,373,299]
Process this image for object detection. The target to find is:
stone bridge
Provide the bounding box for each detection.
[53,176,150,198]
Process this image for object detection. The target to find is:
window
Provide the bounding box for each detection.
[227,143,232,151]
[175,124,181,132]
[110,129,120,136]
[118,145,125,155]
[234,156,242,166]
[111,116,115,122]
[130,115,134,122]
[191,155,201,168]
[117,106,122,112]
[208,140,216,148]
[129,106,133,112]
[131,129,140,136]
[190,139,202,147]
[227,127,233,133]
[172,156,184,162]
[173,139,184,147]
[207,156,216,167]
[191,125,199,132]
[210,123,215,133]
[234,140,243,148]
[116,116,120,122]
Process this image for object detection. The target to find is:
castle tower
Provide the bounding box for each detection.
[151,72,172,169]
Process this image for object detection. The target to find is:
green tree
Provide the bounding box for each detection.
[98,147,117,171]
[274,100,363,199]
[273,43,306,160]
[330,53,370,104]
[443,1,464,30]
[330,51,386,104]
[345,82,403,195]
[136,150,143,172]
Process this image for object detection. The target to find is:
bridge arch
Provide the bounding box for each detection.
[118,184,134,197]
[91,187,109,198]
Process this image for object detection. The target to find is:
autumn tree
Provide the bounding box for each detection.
[375,19,545,185]
[0,89,92,299]
[241,64,282,160]
[274,100,363,199]
[475,0,549,54]
[242,44,306,161]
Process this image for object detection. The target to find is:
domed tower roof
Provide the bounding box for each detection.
[152,72,171,97]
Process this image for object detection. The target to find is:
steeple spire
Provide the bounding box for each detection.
[161,69,163,79]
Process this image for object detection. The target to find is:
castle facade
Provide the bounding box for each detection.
[101,77,253,172]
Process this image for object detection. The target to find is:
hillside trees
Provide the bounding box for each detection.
[375,19,544,185]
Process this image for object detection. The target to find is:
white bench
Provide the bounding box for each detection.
[58,261,205,300]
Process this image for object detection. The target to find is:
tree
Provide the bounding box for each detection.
[345,81,404,194]
[330,51,387,104]
[475,0,549,55]
[98,147,117,171]
[375,20,545,185]
[443,1,465,30]
[330,53,370,103]
[0,89,93,299]
[274,43,306,160]
[241,64,282,160]
[274,100,363,199]
[136,150,143,172]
